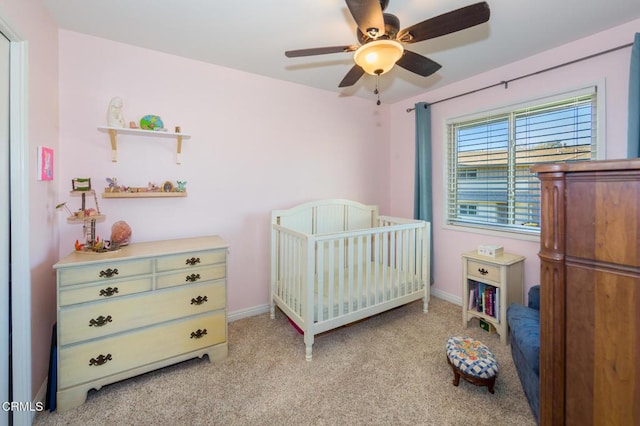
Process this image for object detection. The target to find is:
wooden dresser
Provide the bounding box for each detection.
[532,159,640,425]
[53,235,229,411]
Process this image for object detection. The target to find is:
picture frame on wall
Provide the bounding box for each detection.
[37,146,54,181]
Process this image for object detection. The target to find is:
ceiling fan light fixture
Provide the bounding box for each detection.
[353,39,404,75]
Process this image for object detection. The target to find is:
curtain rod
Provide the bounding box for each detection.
[406,41,634,112]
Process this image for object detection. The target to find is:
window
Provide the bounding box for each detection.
[447,88,598,234]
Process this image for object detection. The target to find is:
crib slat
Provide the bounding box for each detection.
[372,232,378,304]
[347,236,355,314]
[317,240,324,322]
[382,230,389,301]
[366,234,372,307]
[328,239,335,320]
[337,237,344,317]
[356,235,364,310]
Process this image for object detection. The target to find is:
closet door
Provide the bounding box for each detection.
[0,30,10,426]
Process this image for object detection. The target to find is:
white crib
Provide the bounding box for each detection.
[270,199,431,360]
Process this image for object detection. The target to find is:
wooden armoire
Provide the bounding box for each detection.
[532,159,640,425]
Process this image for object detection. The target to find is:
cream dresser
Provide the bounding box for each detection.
[53,235,229,411]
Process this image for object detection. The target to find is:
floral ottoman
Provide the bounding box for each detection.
[446,336,499,394]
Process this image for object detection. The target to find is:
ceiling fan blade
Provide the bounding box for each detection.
[397,2,490,44]
[395,50,442,77]
[346,0,385,39]
[285,46,357,58]
[338,65,365,87]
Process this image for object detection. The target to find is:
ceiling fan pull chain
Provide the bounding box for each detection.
[375,73,381,106]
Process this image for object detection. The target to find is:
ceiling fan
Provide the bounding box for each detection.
[285,0,491,88]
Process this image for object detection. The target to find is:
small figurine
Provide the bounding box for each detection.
[176,181,187,192]
[106,177,118,192]
[107,97,126,128]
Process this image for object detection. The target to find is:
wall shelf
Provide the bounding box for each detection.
[97,126,191,164]
[102,191,187,199]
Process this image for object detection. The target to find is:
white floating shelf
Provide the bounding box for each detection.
[97,126,192,164]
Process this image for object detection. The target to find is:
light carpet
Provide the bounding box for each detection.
[34,296,536,426]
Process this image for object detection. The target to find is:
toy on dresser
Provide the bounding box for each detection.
[56,178,121,253]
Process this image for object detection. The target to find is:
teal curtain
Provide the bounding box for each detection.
[413,102,434,285]
[629,33,640,158]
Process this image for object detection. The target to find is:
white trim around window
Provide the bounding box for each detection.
[443,81,606,240]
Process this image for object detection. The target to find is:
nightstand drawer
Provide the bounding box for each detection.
[58,311,225,389]
[59,277,152,306]
[59,281,225,345]
[467,260,500,282]
[58,259,153,287]
[156,264,226,289]
[156,250,226,272]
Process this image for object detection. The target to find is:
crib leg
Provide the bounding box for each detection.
[270,303,275,319]
[304,334,314,361]
[423,296,429,313]
[305,345,313,361]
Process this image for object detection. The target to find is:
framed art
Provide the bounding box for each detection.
[37,146,54,181]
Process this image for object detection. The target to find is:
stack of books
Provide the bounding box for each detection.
[468,280,500,321]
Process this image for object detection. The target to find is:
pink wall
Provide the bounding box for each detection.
[0,0,634,405]
[0,0,60,399]
[57,30,392,314]
[389,19,640,304]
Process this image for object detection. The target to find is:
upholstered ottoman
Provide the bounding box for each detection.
[446,336,499,394]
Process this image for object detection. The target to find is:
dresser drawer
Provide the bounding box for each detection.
[156,249,226,272]
[58,311,225,389]
[58,259,153,287]
[59,281,225,345]
[59,277,152,306]
[156,264,226,289]
[467,260,501,283]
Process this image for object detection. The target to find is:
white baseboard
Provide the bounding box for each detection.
[431,287,462,306]
[228,303,270,322]
[34,379,47,406]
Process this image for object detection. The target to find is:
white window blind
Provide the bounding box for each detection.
[447,89,597,234]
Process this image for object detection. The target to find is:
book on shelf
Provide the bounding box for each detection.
[468,280,500,320]
[468,286,476,310]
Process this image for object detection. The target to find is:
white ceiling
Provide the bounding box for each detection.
[42,0,640,104]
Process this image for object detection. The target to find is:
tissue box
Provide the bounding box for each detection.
[478,244,504,258]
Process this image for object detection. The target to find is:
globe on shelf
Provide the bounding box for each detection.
[139,115,164,131]
[111,220,132,246]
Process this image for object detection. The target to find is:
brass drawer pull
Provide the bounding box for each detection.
[99,268,119,278]
[185,257,201,266]
[186,273,201,282]
[89,315,113,327]
[99,286,119,297]
[190,329,208,339]
[89,354,112,366]
[190,295,208,305]
[478,268,489,275]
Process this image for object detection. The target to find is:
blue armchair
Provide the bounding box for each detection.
[507,285,540,423]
